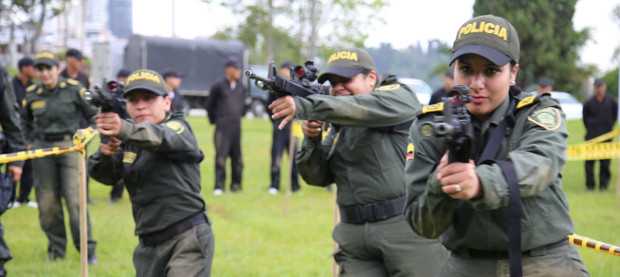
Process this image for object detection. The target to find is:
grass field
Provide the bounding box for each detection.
[3,117,620,276]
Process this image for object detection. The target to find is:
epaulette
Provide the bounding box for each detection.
[26,84,38,93]
[376,83,401,92]
[65,79,80,86]
[516,95,537,110]
[419,102,444,116]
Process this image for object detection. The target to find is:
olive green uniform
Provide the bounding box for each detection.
[296,81,447,277]
[22,78,97,260]
[406,92,589,276]
[88,113,213,277]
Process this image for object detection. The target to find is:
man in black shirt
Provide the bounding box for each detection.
[163,70,187,114]
[582,78,618,190]
[205,59,246,195]
[10,57,36,208]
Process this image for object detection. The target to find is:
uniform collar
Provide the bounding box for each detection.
[475,95,511,134]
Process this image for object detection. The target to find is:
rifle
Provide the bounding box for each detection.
[85,80,128,143]
[420,85,473,163]
[245,61,330,98]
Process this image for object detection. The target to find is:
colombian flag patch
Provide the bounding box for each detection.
[406,143,415,160]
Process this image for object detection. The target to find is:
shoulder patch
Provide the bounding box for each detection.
[122,151,137,164]
[66,79,79,86]
[376,83,400,91]
[528,107,562,131]
[31,100,46,110]
[26,84,38,92]
[421,102,444,115]
[516,95,536,109]
[164,120,185,134]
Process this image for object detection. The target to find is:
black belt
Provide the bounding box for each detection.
[339,195,406,224]
[458,238,568,259]
[139,212,208,246]
[43,133,72,142]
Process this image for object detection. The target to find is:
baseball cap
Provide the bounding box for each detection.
[17,57,34,70]
[65,48,84,60]
[317,48,376,84]
[123,69,168,98]
[594,78,606,87]
[538,78,553,87]
[34,51,59,67]
[116,69,131,79]
[162,70,183,79]
[225,58,240,69]
[450,15,520,66]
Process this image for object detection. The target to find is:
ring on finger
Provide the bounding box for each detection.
[454,184,462,192]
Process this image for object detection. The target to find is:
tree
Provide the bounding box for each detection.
[473,0,592,95]
[210,0,387,64]
[0,0,70,54]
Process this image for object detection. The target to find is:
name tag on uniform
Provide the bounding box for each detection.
[123,151,137,164]
[31,100,46,110]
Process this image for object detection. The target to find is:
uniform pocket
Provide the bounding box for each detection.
[194,223,214,259]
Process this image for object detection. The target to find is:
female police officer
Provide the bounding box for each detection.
[405,15,589,276]
[88,69,213,277]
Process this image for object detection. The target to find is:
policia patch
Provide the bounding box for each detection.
[528,107,561,131]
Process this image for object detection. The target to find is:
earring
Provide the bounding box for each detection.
[510,80,516,85]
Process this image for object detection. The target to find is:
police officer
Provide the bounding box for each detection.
[88,69,213,277]
[582,78,617,191]
[267,62,300,194]
[536,78,553,95]
[61,48,90,89]
[405,15,588,276]
[270,48,447,277]
[0,65,26,277]
[206,59,246,195]
[23,51,97,263]
[10,57,36,208]
[429,70,454,104]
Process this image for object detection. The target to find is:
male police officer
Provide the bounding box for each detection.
[23,51,97,263]
[0,65,26,277]
[270,48,447,276]
[89,69,213,277]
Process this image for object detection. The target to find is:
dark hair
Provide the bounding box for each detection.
[17,57,34,70]
[65,48,83,60]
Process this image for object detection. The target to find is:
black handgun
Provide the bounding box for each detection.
[420,85,473,163]
[86,80,128,143]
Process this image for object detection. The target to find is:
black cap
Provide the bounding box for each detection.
[65,48,83,60]
[450,15,520,66]
[594,78,606,87]
[280,61,293,69]
[162,70,183,79]
[538,78,553,86]
[116,69,130,78]
[17,57,34,70]
[318,48,376,84]
[34,51,59,67]
[225,58,240,69]
[123,69,167,98]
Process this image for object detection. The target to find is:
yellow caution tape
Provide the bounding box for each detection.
[568,234,620,257]
[291,121,303,139]
[583,128,620,144]
[566,142,620,161]
[0,128,98,164]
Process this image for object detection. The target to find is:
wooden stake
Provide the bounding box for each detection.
[79,149,89,277]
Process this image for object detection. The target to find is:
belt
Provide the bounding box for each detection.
[339,195,406,224]
[43,133,72,142]
[457,238,568,259]
[139,212,208,246]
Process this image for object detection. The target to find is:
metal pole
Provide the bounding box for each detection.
[332,186,339,277]
[617,63,620,197]
[79,149,89,277]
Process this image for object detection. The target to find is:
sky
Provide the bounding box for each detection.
[133,0,620,72]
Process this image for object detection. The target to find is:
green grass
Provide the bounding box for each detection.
[2,118,619,276]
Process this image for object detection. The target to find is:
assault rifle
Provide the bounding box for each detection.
[420,85,473,163]
[245,61,330,98]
